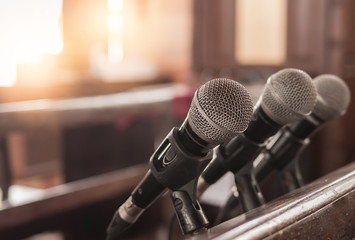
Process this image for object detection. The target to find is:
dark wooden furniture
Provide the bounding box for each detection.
[0,164,174,240]
[187,161,355,240]
[0,83,175,199]
[0,164,146,232]
[0,84,182,239]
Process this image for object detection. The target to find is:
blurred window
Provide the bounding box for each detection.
[235,0,287,65]
[0,0,63,86]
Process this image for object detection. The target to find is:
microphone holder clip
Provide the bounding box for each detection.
[234,160,265,213]
[149,127,212,235]
[171,181,209,235]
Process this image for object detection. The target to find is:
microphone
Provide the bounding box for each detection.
[197,68,317,197]
[106,78,253,239]
[254,74,351,188]
[212,74,350,222]
[215,74,351,221]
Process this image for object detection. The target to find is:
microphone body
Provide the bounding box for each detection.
[107,124,212,239]
[197,68,317,197]
[254,74,351,184]
[197,107,280,195]
[107,78,253,239]
[214,74,350,221]
[232,116,319,209]
[236,74,351,213]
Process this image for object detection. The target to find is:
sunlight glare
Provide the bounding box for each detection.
[108,0,124,64]
[0,0,63,86]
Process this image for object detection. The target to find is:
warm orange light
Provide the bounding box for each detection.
[12,34,44,63]
[108,15,123,33]
[0,47,17,87]
[108,0,124,64]
[108,0,123,13]
[0,0,63,86]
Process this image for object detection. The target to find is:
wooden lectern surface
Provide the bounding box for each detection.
[188,161,355,240]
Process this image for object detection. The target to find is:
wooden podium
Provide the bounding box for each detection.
[188,161,355,240]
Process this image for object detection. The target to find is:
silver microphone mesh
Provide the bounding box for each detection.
[188,78,253,144]
[260,68,317,125]
[312,74,351,121]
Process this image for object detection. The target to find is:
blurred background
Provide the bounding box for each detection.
[0,0,354,239]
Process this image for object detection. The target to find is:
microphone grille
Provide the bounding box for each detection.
[260,68,317,125]
[188,78,253,144]
[312,74,351,121]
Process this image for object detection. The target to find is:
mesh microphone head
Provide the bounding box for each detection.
[187,78,253,144]
[312,74,351,122]
[259,68,317,125]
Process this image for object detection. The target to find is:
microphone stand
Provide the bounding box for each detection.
[213,124,319,225]
[279,156,305,192]
[213,127,308,222]
[212,138,267,224]
[232,126,310,213]
[171,182,209,235]
[261,127,309,194]
[234,161,265,212]
[213,161,265,225]
[150,127,212,235]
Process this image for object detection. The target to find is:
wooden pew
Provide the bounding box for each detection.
[0,164,148,239]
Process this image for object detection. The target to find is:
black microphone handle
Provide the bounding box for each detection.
[243,106,283,143]
[106,171,166,239]
[288,114,323,140]
[131,171,166,208]
[201,134,263,185]
[201,107,281,183]
[253,120,315,183]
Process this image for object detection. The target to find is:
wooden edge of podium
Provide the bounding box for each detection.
[188,161,355,240]
[0,164,148,231]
